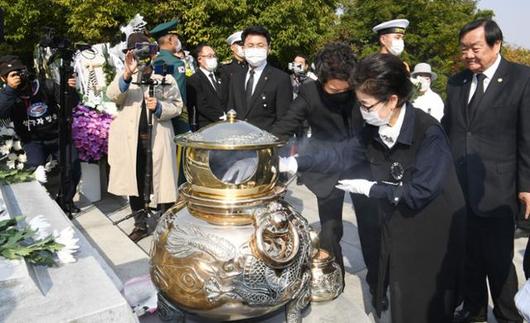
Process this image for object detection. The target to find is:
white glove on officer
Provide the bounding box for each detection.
[279,156,298,174]
[33,165,47,184]
[336,179,376,197]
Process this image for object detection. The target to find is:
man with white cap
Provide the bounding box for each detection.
[373,18,410,71]
[411,62,444,121]
[219,31,247,92]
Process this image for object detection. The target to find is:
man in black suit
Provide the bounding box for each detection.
[227,26,292,131]
[187,44,226,130]
[444,19,530,323]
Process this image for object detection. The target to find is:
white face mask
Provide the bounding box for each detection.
[388,39,404,56]
[361,106,391,126]
[174,38,182,53]
[235,45,245,58]
[418,77,431,92]
[204,57,218,72]
[244,48,268,67]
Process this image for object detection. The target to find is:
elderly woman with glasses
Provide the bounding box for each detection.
[281,53,466,323]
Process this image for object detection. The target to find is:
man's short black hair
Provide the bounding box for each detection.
[241,26,271,45]
[192,43,209,62]
[314,42,357,83]
[293,54,309,65]
[459,19,503,47]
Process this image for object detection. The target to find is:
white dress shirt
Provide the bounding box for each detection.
[467,54,501,103]
[200,67,218,89]
[379,103,407,149]
[245,62,267,95]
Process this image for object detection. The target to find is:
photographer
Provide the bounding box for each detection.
[0,55,81,214]
[106,32,183,242]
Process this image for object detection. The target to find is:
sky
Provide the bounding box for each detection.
[477,0,530,49]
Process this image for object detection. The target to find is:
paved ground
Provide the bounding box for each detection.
[72,182,529,323]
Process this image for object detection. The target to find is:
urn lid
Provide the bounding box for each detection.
[175,110,284,149]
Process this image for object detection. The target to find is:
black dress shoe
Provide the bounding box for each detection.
[66,202,81,214]
[128,226,149,242]
[452,309,487,323]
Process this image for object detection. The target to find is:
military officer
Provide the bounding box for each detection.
[219,31,247,93]
[150,19,189,186]
[373,18,410,71]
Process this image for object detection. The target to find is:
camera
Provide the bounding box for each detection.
[133,42,158,61]
[288,62,302,71]
[39,27,70,49]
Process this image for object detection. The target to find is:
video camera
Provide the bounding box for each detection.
[133,42,158,61]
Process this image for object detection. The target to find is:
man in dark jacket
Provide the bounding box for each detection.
[187,44,226,130]
[227,26,292,132]
[271,43,382,305]
[0,55,81,214]
[444,19,529,323]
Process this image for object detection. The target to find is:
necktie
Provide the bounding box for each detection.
[245,68,255,107]
[468,73,486,113]
[208,72,219,92]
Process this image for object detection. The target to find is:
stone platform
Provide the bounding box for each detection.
[0,181,137,323]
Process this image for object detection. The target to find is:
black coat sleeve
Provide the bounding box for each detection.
[270,95,310,140]
[296,134,367,174]
[0,86,18,119]
[274,72,293,120]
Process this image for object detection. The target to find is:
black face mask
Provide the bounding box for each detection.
[321,89,354,105]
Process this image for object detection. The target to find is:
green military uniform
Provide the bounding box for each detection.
[150,19,190,186]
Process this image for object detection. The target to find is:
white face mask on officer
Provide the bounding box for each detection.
[388,39,405,56]
[244,48,268,67]
[205,57,218,72]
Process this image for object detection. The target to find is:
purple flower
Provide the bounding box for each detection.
[72,104,114,162]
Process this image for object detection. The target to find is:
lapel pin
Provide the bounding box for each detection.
[497,78,503,83]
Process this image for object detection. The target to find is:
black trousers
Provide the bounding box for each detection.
[351,194,382,291]
[317,188,346,278]
[24,139,81,204]
[463,214,522,323]
[129,136,172,228]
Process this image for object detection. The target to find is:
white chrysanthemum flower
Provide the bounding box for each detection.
[4,139,13,150]
[13,141,22,151]
[54,227,80,264]
[6,160,15,169]
[16,162,24,170]
[17,153,27,163]
[7,153,17,161]
[29,215,51,240]
[0,145,10,155]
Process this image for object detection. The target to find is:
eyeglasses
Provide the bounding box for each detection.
[360,100,383,112]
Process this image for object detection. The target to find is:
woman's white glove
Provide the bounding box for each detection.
[33,165,47,184]
[336,179,376,197]
[279,156,298,174]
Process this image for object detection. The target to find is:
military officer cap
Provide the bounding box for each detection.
[372,19,409,35]
[226,31,243,45]
[150,19,179,39]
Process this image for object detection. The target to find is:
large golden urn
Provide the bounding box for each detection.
[150,111,313,322]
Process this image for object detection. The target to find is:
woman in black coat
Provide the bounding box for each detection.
[281,53,466,322]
